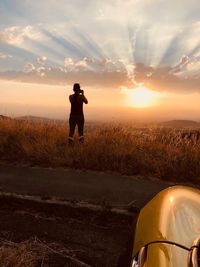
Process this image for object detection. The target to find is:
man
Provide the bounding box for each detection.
[68,83,88,145]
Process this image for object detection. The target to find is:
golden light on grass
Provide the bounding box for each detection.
[1,118,200,183]
[122,86,160,108]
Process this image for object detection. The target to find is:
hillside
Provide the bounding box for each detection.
[159,120,200,128]
[0,115,11,120]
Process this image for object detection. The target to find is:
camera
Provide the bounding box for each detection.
[80,89,84,94]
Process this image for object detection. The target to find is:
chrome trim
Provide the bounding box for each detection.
[138,246,147,267]
[188,237,200,267]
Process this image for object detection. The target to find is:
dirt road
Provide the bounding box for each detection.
[0,164,168,209]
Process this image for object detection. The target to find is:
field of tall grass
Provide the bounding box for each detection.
[0,118,200,183]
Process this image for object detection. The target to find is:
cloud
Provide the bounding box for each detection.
[0,53,200,93]
[37,56,47,65]
[0,52,198,92]
[168,55,190,74]
[0,58,199,93]
[64,57,75,70]
[172,55,200,79]
[0,58,131,87]
[0,26,42,45]
[132,61,200,93]
[23,61,48,77]
[0,52,12,59]
[63,57,128,73]
[23,62,35,73]
[36,66,46,77]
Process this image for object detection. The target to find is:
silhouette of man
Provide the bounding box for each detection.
[68,83,88,145]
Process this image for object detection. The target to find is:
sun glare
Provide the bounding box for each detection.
[122,86,159,108]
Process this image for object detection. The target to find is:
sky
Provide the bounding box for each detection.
[0,0,200,121]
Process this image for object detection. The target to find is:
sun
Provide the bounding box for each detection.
[122,86,159,108]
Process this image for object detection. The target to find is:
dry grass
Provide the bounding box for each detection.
[0,238,91,267]
[1,118,200,182]
[0,241,36,267]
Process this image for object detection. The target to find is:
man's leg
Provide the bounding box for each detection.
[69,116,76,145]
[77,116,84,144]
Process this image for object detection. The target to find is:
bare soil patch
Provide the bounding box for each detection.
[0,196,136,267]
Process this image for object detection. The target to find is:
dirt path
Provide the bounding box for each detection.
[0,163,168,209]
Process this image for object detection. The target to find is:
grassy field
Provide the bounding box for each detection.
[0,118,200,183]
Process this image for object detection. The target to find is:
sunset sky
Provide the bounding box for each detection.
[0,0,200,121]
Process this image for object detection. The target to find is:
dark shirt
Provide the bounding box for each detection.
[69,94,88,116]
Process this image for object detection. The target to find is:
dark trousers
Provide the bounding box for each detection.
[69,115,84,138]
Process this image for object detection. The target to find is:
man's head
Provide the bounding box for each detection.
[73,83,81,93]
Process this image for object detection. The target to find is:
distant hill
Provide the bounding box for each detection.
[0,115,11,120]
[17,116,52,122]
[16,116,65,124]
[159,120,200,128]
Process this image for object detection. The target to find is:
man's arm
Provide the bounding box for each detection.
[81,93,88,104]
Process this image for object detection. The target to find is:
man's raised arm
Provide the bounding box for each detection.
[82,94,88,104]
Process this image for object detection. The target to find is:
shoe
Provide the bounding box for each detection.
[68,137,74,146]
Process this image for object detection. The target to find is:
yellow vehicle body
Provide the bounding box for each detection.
[132,186,200,267]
